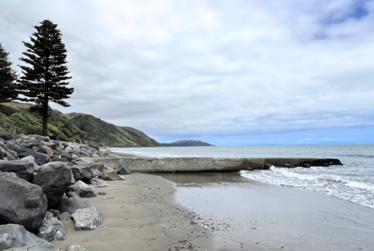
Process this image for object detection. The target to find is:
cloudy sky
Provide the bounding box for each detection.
[1,0,374,145]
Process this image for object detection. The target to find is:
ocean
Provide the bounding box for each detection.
[112,145,374,250]
[112,144,374,209]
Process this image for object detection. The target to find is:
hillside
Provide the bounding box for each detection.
[161,140,214,147]
[0,102,160,147]
[66,113,160,147]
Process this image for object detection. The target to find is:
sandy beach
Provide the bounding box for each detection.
[52,173,212,251]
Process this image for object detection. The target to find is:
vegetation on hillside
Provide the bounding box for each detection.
[0,102,160,147]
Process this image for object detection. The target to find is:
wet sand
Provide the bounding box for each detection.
[158,172,374,251]
[52,173,212,251]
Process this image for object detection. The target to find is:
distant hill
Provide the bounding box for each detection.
[161,140,214,147]
[0,102,160,147]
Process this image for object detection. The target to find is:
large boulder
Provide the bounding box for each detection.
[71,207,103,230]
[17,136,40,148]
[31,162,75,209]
[71,165,93,183]
[17,147,49,166]
[0,141,18,160]
[102,166,125,181]
[0,224,54,251]
[57,197,92,215]
[37,212,66,242]
[68,180,97,198]
[19,156,40,171]
[32,146,54,158]
[0,160,34,181]
[0,172,48,233]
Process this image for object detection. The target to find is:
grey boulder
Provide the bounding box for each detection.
[17,147,49,166]
[0,172,47,233]
[68,180,97,198]
[31,162,75,208]
[0,224,53,251]
[0,160,34,181]
[57,197,92,215]
[20,156,40,171]
[102,166,125,181]
[71,207,103,230]
[90,177,109,188]
[71,165,93,183]
[37,212,66,242]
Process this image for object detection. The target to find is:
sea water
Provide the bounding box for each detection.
[112,144,374,209]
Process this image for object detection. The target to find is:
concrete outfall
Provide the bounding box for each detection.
[84,157,343,173]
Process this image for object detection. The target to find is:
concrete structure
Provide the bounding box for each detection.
[83,157,343,173]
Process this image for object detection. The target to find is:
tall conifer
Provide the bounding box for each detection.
[0,43,18,102]
[18,20,73,136]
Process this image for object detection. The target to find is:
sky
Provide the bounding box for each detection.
[1,0,374,146]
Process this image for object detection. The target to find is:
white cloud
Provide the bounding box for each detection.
[1,0,374,140]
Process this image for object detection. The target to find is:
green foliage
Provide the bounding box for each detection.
[0,43,18,102]
[17,20,74,135]
[0,104,18,116]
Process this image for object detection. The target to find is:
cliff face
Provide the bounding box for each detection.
[65,113,160,147]
[161,140,214,147]
[0,102,160,147]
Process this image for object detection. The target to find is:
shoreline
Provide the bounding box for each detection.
[52,173,213,251]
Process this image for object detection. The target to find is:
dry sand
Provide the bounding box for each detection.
[52,173,212,251]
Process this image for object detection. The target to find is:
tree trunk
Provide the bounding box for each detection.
[41,101,49,136]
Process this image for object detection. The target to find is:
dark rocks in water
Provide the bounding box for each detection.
[37,211,66,242]
[0,224,54,251]
[17,146,49,166]
[0,160,34,181]
[31,162,75,209]
[0,172,48,233]
[57,197,93,215]
[161,139,214,147]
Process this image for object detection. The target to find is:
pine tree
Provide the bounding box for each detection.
[18,20,74,136]
[0,43,18,102]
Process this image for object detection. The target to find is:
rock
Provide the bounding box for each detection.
[0,224,53,251]
[32,146,53,158]
[55,244,88,251]
[0,141,18,160]
[60,152,72,161]
[0,160,34,181]
[68,180,97,198]
[90,164,104,172]
[71,154,78,159]
[20,156,40,171]
[0,172,48,233]
[98,192,106,195]
[37,212,66,242]
[102,166,125,181]
[91,168,101,178]
[66,191,80,198]
[0,146,4,159]
[58,212,71,221]
[28,135,49,142]
[90,177,109,188]
[31,162,75,208]
[18,137,40,148]
[6,141,19,152]
[48,209,60,219]
[71,207,103,230]
[71,165,93,183]
[57,197,92,215]
[17,147,49,166]
[63,146,74,154]
[0,130,13,141]
[116,165,131,175]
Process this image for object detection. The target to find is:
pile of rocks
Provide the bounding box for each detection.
[0,130,129,251]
